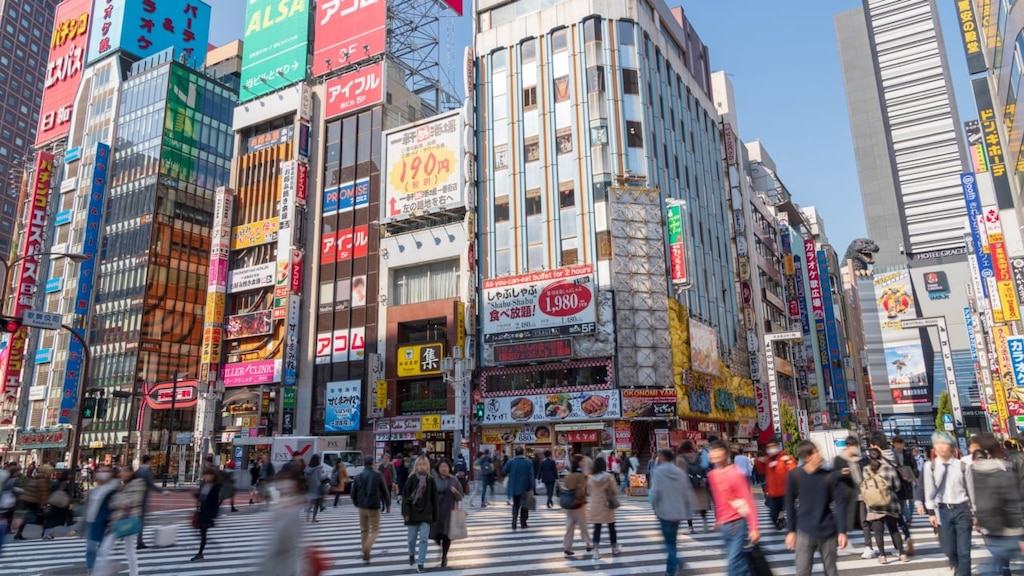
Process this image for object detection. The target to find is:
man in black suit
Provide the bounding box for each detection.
[539,450,559,508]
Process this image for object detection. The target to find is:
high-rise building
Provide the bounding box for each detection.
[837,1,982,432]
[0,0,60,255]
[472,1,754,454]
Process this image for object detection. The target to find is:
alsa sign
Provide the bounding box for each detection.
[36,0,91,146]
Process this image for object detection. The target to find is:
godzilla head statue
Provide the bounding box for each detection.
[845,238,880,277]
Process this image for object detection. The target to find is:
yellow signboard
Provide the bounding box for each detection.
[421,414,441,431]
[456,302,466,352]
[376,380,387,409]
[204,292,225,325]
[999,280,1021,321]
[993,325,1013,427]
[231,218,279,250]
[396,343,444,377]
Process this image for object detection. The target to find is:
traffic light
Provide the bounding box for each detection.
[474,403,484,420]
[81,397,97,419]
[95,398,108,419]
[0,317,21,333]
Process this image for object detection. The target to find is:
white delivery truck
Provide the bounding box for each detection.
[805,429,850,470]
[234,436,363,492]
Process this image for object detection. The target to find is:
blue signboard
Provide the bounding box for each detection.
[323,185,339,216]
[961,172,993,298]
[45,278,62,293]
[1008,336,1024,388]
[87,0,211,66]
[59,143,110,424]
[298,122,310,161]
[35,349,52,364]
[965,307,980,365]
[64,147,81,164]
[354,178,370,209]
[55,210,73,226]
[817,250,849,421]
[325,380,361,432]
[794,256,811,337]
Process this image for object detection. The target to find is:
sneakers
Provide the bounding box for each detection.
[612,545,623,556]
[899,553,909,563]
[878,555,888,565]
[564,550,575,557]
[416,565,424,573]
[592,547,601,560]
[861,548,877,559]
[190,554,204,562]
[409,555,415,566]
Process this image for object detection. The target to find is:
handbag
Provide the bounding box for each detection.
[745,543,773,576]
[48,490,71,509]
[557,486,578,509]
[113,516,143,538]
[448,503,468,540]
[606,485,620,510]
[190,510,199,529]
[525,491,537,511]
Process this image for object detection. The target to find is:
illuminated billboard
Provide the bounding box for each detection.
[37,0,91,146]
[312,0,386,76]
[240,0,309,102]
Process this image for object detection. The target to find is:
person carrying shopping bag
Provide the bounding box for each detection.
[95,466,146,576]
[430,459,464,568]
[402,455,438,573]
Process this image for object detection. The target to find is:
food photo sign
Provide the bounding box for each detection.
[482,391,621,424]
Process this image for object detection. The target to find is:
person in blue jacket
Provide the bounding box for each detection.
[503,446,536,531]
[85,465,118,576]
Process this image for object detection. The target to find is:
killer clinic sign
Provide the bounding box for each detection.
[36,0,91,146]
[1,153,54,412]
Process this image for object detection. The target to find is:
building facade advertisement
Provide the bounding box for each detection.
[1007,337,1024,389]
[494,339,572,364]
[396,343,444,377]
[924,271,951,299]
[283,295,300,386]
[325,380,361,432]
[971,80,1014,209]
[320,225,369,264]
[962,173,994,298]
[247,125,293,153]
[666,204,687,285]
[312,0,386,76]
[482,391,621,424]
[383,111,464,219]
[984,206,1021,321]
[324,328,367,364]
[239,0,308,102]
[992,325,1013,426]
[37,0,91,145]
[689,320,721,376]
[87,0,211,65]
[225,310,273,340]
[763,336,783,440]
[816,251,849,420]
[324,61,386,119]
[621,389,677,419]
[481,264,597,342]
[0,153,54,410]
[231,218,278,250]
[323,178,370,216]
[956,0,987,75]
[296,160,308,206]
[1012,259,1024,305]
[227,262,275,293]
[201,186,233,377]
[222,359,283,388]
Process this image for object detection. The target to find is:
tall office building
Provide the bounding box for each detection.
[836,1,981,432]
[0,0,60,255]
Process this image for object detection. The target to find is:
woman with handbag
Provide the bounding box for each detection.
[41,470,74,539]
[96,465,146,576]
[402,455,438,573]
[587,456,621,559]
[430,459,464,568]
[561,454,592,557]
[191,467,222,562]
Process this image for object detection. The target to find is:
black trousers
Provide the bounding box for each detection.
[511,494,530,527]
[544,481,556,506]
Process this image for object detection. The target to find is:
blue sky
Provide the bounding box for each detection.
[212,0,977,252]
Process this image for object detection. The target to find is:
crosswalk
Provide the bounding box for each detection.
[0,497,990,575]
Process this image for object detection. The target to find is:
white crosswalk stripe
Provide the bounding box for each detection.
[0,499,989,575]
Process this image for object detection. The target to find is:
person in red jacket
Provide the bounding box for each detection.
[755,438,797,530]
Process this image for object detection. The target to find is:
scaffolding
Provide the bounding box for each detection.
[389,0,462,114]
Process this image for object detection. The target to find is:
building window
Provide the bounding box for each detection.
[622,69,640,95]
[559,183,575,208]
[626,121,643,148]
[587,66,605,93]
[523,135,540,162]
[525,188,542,216]
[617,20,635,46]
[556,127,572,154]
[522,85,538,110]
[494,195,510,222]
[551,28,568,53]
[390,259,459,306]
[521,38,537,63]
[584,17,603,43]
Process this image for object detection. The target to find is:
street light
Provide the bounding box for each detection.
[0,251,89,313]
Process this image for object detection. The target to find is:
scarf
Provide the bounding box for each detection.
[411,471,428,504]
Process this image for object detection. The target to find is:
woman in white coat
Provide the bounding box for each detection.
[587,457,621,559]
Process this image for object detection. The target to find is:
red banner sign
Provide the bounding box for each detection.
[494,339,572,364]
[312,0,387,77]
[324,62,385,119]
[36,0,91,145]
[145,381,200,410]
[564,430,598,443]
[320,225,369,264]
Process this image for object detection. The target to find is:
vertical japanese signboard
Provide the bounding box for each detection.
[962,173,994,299]
[983,206,1021,321]
[0,153,54,421]
[87,0,211,65]
[201,186,234,382]
[992,325,1013,427]
[37,0,91,146]
[239,0,309,102]
[971,78,1015,209]
[956,0,987,75]
[666,203,687,285]
[817,250,849,421]
[312,0,386,76]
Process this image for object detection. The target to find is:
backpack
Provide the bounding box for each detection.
[481,458,493,477]
[557,486,580,509]
[860,468,893,508]
[891,461,916,500]
[685,455,707,489]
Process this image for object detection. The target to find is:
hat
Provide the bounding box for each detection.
[364,455,375,466]
[931,430,955,446]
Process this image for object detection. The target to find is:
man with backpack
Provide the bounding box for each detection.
[676,441,712,533]
[476,450,495,507]
[755,437,797,530]
[924,430,972,576]
[869,432,913,552]
[784,440,847,576]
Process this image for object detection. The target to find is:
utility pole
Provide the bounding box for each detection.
[162,371,180,487]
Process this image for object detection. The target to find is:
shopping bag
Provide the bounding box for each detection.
[745,543,773,576]
[448,505,468,540]
[525,492,537,511]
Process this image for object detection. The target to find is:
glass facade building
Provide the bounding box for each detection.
[86,58,234,456]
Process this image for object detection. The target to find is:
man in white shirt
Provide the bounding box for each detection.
[923,431,972,576]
